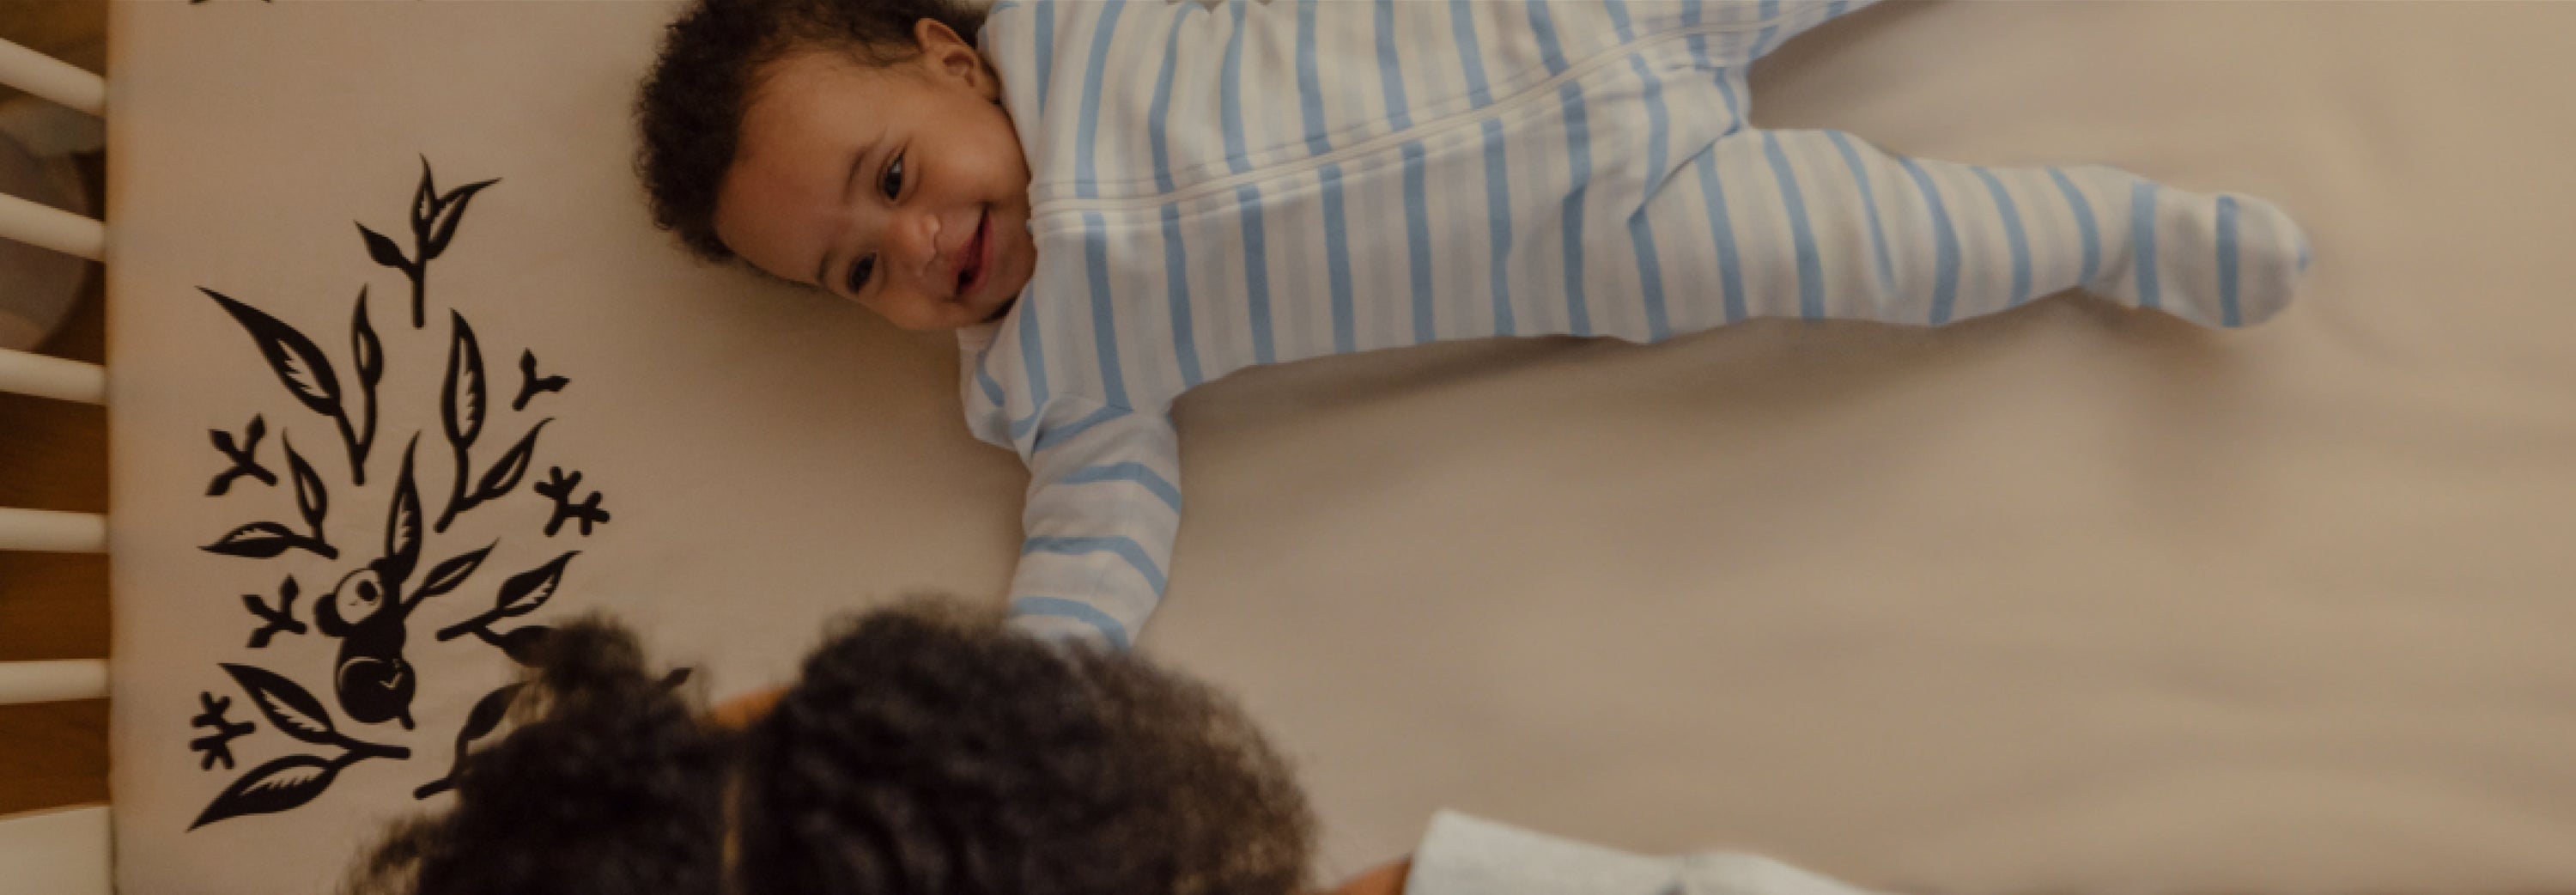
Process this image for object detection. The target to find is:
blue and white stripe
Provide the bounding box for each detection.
[967,0,2310,648]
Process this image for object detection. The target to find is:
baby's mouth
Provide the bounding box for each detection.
[956,210,990,299]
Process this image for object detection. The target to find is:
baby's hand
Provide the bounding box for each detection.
[1321,857,1411,895]
[708,685,786,729]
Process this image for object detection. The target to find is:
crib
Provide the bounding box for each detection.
[0,19,108,895]
[9,2,2576,892]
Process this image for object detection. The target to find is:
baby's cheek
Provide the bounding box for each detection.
[888,300,959,333]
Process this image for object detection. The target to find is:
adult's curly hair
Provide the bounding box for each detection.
[635,0,989,265]
[737,600,1315,895]
[345,618,733,895]
[348,599,1315,895]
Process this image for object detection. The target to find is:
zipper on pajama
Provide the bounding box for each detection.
[1027,15,1789,221]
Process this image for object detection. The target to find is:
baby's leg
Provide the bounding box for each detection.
[1649,129,2308,333]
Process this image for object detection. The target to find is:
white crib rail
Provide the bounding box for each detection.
[0,660,109,705]
[0,507,106,554]
[0,32,114,893]
[0,38,103,116]
[0,344,103,404]
[0,188,103,261]
[0,32,112,556]
[0,34,108,410]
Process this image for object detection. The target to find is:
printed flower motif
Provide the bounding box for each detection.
[513,350,568,411]
[241,576,307,648]
[533,467,611,536]
[187,692,257,771]
[188,158,617,829]
[359,157,497,329]
[206,415,275,496]
[191,665,408,829]
[204,287,383,484]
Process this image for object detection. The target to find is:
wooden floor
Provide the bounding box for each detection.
[1,1,109,818]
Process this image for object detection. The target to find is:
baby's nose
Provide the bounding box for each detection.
[891,211,943,283]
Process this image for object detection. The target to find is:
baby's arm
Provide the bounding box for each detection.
[1005,398,1183,650]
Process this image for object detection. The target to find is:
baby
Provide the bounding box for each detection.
[636,0,2311,649]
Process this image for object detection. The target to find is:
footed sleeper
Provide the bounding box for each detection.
[965,0,2310,648]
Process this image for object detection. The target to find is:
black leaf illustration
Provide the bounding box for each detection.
[443,312,486,451]
[203,521,334,560]
[410,156,439,231]
[204,523,293,557]
[488,552,573,622]
[349,288,382,484]
[437,552,574,642]
[412,681,523,800]
[473,419,548,501]
[434,313,495,533]
[384,161,496,328]
[383,162,436,327]
[455,681,519,743]
[412,542,495,604]
[439,415,548,533]
[204,288,343,419]
[285,435,327,539]
[191,754,347,830]
[187,156,600,827]
[220,663,339,747]
[483,624,553,667]
[358,223,410,271]
[383,438,424,589]
[353,289,383,388]
[423,180,496,259]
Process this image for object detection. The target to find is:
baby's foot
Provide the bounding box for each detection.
[2093,183,2308,328]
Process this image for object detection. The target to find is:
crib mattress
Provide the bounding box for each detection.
[105,2,2576,892]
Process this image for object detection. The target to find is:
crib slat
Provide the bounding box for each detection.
[0,191,103,261]
[0,660,108,705]
[0,507,106,553]
[0,805,111,895]
[0,348,104,404]
[0,39,105,117]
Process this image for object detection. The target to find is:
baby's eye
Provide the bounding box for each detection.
[880,152,905,201]
[847,253,877,294]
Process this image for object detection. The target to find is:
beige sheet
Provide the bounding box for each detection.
[106,2,2576,892]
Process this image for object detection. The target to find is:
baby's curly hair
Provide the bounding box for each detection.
[635,0,988,265]
[347,598,1315,895]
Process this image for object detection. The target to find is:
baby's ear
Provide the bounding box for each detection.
[912,18,992,91]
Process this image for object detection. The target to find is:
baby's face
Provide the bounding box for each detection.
[715,24,1035,331]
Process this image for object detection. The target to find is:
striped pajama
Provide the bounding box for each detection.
[967,0,2311,648]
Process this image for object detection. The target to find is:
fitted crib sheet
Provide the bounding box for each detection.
[105,2,2576,892]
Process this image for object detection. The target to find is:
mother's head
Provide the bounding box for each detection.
[348,598,1314,895]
